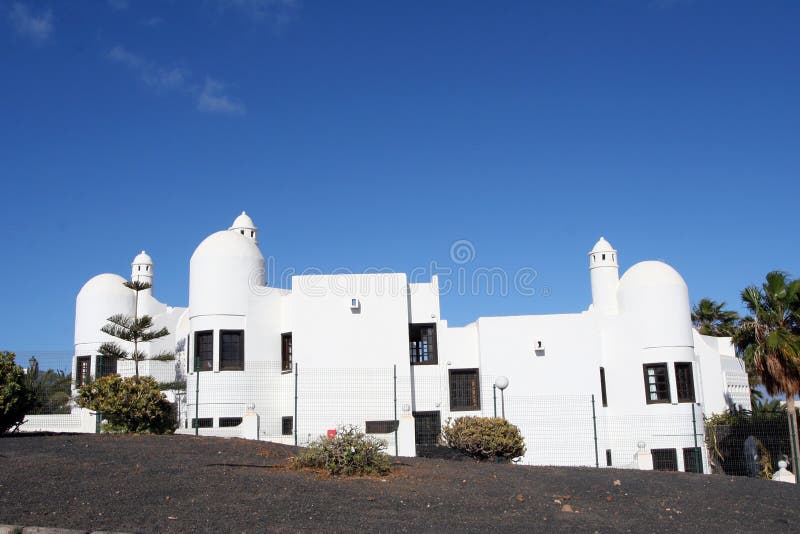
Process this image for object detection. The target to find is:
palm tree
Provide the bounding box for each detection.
[692,298,740,336]
[733,271,800,470]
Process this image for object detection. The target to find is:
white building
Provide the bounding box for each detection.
[72,212,751,471]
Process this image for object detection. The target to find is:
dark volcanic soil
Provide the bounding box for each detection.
[1,434,798,533]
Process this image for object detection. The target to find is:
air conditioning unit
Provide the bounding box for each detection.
[349,298,361,310]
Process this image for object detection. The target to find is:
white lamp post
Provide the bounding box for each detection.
[494,376,509,419]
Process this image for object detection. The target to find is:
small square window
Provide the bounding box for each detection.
[652,448,678,471]
[281,333,292,372]
[683,447,703,473]
[675,362,695,403]
[195,330,213,372]
[191,418,213,428]
[220,330,244,371]
[219,417,242,428]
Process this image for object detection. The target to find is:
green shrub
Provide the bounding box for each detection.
[440,416,526,461]
[76,375,176,434]
[1,351,37,434]
[292,425,391,476]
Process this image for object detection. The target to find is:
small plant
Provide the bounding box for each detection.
[292,425,391,476]
[0,351,37,434]
[76,375,176,434]
[440,416,526,462]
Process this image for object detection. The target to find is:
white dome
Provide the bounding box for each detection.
[75,273,135,345]
[230,211,256,230]
[132,250,153,265]
[618,261,687,291]
[590,237,615,254]
[618,261,693,349]
[189,230,266,316]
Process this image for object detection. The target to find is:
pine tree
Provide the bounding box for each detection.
[98,280,172,378]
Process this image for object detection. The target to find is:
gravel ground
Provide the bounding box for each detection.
[1,433,798,533]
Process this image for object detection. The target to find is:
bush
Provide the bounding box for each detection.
[292,425,391,476]
[76,375,176,434]
[440,416,526,461]
[0,351,37,434]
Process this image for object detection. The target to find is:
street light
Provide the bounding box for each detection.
[494,376,509,419]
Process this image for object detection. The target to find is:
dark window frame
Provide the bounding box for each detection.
[76,356,91,388]
[643,363,671,404]
[409,323,438,365]
[449,368,481,411]
[191,418,213,428]
[282,416,293,436]
[219,329,245,371]
[675,362,696,403]
[96,354,117,378]
[683,447,703,473]
[219,417,243,428]
[652,448,678,471]
[600,367,608,407]
[281,333,292,373]
[194,330,213,372]
[365,420,399,434]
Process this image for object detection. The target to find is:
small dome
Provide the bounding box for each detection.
[132,250,152,265]
[78,273,132,299]
[590,237,615,254]
[230,211,256,230]
[619,261,686,290]
[191,230,263,263]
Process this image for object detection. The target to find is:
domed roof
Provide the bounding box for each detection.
[230,211,257,230]
[618,261,687,290]
[590,237,615,254]
[77,273,132,299]
[191,230,264,263]
[132,250,152,265]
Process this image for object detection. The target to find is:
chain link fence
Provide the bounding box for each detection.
[7,351,798,479]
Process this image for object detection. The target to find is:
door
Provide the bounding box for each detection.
[413,410,441,457]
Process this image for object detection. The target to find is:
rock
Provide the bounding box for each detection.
[561,504,574,513]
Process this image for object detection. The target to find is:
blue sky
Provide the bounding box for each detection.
[1,1,798,369]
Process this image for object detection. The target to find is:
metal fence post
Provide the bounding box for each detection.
[591,394,599,468]
[294,363,298,447]
[692,403,701,473]
[393,365,398,457]
[789,411,800,478]
[493,385,497,418]
[194,362,199,436]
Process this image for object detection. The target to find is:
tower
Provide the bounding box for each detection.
[230,211,259,244]
[588,237,619,314]
[131,250,154,289]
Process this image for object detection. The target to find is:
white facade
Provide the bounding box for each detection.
[73,213,751,470]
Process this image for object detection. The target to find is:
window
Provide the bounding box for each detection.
[76,356,91,387]
[651,448,678,471]
[365,420,398,434]
[643,363,670,404]
[683,447,703,473]
[599,367,608,407]
[409,323,438,365]
[220,330,244,371]
[96,355,117,378]
[282,416,293,436]
[281,333,292,372]
[195,330,213,372]
[449,368,481,411]
[675,362,695,403]
[219,417,242,428]
[191,418,213,428]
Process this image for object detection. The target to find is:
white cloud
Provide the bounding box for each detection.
[107,0,129,11]
[107,45,189,93]
[197,78,246,116]
[107,46,245,116]
[8,3,53,45]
